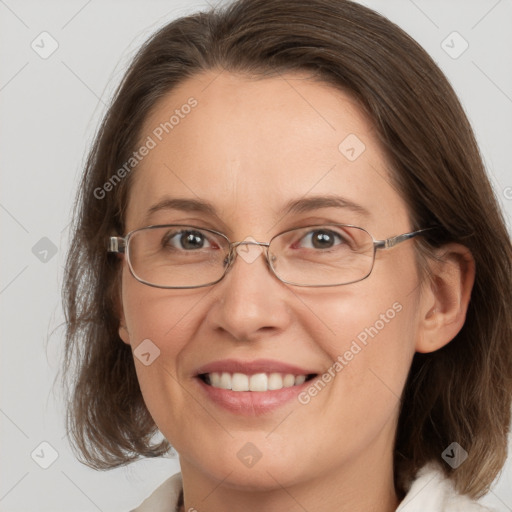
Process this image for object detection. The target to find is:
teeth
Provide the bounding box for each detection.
[283,374,295,387]
[232,373,249,391]
[268,372,283,390]
[294,375,306,385]
[204,372,310,392]
[249,373,267,391]
[219,372,231,389]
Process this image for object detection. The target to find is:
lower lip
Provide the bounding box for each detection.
[195,376,313,415]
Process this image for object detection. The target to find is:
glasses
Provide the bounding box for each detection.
[108,224,432,289]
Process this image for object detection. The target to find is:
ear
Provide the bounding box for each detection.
[113,282,131,346]
[415,243,475,354]
[118,306,131,345]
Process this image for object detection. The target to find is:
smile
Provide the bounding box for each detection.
[199,372,317,392]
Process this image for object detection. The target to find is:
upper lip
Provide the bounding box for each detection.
[194,358,318,377]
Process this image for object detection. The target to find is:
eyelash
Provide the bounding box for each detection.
[162,227,349,251]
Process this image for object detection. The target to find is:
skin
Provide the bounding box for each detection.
[118,70,475,512]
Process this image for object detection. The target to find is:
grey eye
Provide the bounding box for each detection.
[163,229,214,250]
[297,229,347,250]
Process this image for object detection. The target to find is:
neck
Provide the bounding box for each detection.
[179,442,400,512]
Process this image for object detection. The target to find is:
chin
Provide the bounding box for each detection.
[208,462,303,492]
[180,440,308,491]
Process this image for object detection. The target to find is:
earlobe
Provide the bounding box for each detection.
[119,321,131,345]
[115,286,131,345]
[415,243,475,354]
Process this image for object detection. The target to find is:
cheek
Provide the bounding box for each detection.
[303,253,420,411]
[310,290,416,402]
[122,265,206,351]
[121,273,208,405]
[306,250,420,357]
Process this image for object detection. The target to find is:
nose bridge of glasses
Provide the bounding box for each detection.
[226,239,270,265]
[230,240,270,250]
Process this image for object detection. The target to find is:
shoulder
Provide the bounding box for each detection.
[130,472,182,512]
[397,462,497,512]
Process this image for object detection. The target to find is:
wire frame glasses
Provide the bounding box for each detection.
[108,224,432,289]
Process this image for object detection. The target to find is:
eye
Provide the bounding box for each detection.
[294,228,349,250]
[162,229,216,251]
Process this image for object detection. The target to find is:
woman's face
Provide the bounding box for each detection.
[119,71,424,492]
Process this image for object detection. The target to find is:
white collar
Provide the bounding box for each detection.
[396,462,494,511]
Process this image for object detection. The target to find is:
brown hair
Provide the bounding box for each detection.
[62,0,512,498]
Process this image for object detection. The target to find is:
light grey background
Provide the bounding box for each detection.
[1,0,511,511]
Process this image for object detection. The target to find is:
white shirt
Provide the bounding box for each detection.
[131,463,496,512]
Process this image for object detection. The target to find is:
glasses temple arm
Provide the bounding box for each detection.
[108,236,126,253]
[374,228,433,250]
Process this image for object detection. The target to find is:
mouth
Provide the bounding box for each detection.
[198,372,318,392]
[193,358,321,414]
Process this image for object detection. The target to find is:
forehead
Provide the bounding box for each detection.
[125,70,409,236]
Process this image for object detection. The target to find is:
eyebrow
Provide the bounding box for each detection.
[146,197,218,220]
[144,195,370,223]
[282,195,370,217]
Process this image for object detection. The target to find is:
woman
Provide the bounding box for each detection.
[62,0,512,510]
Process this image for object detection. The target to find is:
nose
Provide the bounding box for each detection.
[205,241,293,342]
